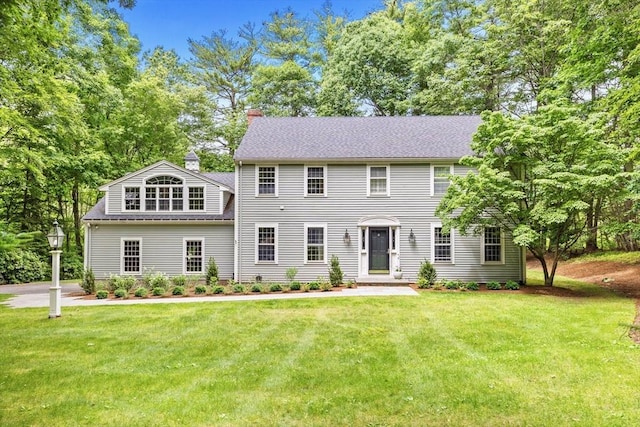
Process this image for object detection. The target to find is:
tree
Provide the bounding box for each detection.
[436,104,623,286]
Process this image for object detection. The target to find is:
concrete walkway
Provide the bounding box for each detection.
[0,282,418,308]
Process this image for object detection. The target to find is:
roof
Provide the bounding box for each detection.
[202,172,235,192]
[184,150,200,161]
[82,197,234,222]
[234,116,482,162]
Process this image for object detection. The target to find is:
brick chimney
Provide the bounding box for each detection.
[184,150,200,172]
[247,109,263,125]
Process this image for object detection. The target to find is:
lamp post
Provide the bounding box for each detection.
[47,220,64,318]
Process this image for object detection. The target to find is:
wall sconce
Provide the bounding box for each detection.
[343,229,351,244]
[408,229,416,243]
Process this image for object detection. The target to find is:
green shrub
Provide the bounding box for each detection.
[152,287,165,296]
[445,280,462,290]
[212,286,224,294]
[417,260,437,288]
[486,281,502,290]
[308,282,320,291]
[205,257,219,286]
[290,281,301,291]
[195,285,208,295]
[329,255,343,286]
[505,280,520,290]
[346,280,356,288]
[251,284,262,293]
[466,281,479,291]
[0,249,47,284]
[81,268,96,294]
[172,286,186,296]
[416,277,432,289]
[302,283,310,292]
[114,288,127,298]
[150,273,169,290]
[432,281,444,290]
[285,267,298,282]
[320,276,332,291]
[232,284,245,294]
[134,287,148,298]
[61,252,84,280]
[96,290,108,299]
[171,275,187,287]
[270,283,282,292]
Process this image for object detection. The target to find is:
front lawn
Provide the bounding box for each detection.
[0,277,638,426]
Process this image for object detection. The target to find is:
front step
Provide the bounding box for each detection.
[355,276,411,286]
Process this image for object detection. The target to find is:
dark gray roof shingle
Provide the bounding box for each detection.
[234,116,482,161]
[202,172,235,192]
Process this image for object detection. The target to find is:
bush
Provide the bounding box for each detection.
[61,252,84,280]
[416,278,431,289]
[81,268,96,294]
[171,275,187,287]
[134,287,148,298]
[0,249,47,284]
[251,284,262,293]
[285,267,298,282]
[319,276,332,291]
[150,273,169,290]
[308,282,320,291]
[152,287,165,296]
[270,283,282,292]
[486,281,502,290]
[96,290,108,299]
[232,284,245,294]
[505,280,520,290]
[346,280,356,289]
[290,281,301,291]
[172,286,186,296]
[205,257,219,286]
[417,260,437,288]
[195,285,208,294]
[329,255,343,286]
[212,285,224,294]
[445,280,460,290]
[466,281,479,291]
[114,288,127,298]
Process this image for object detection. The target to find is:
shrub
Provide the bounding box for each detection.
[302,283,310,292]
[172,286,186,296]
[96,290,108,299]
[251,284,262,293]
[134,287,148,298]
[329,255,343,286]
[486,281,502,290]
[232,284,245,294]
[195,285,208,295]
[432,281,444,290]
[346,280,356,289]
[290,281,301,291]
[319,276,332,291]
[81,268,96,294]
[308,282,320,291]
[416,278,431,289]
[150,273,170,290]
[171,275,187,287]
[61,252,84,280]
[445,280,462,290]
[205,257,219,286]
[152,287,165,296]
[0,249,47,284]
[466,281,479,291]
[114,288,127,298]
[285,267,298,282]
[270,283,282,292]
[505,280,520,290]
[212,286,224,294]
[417,260,437,288]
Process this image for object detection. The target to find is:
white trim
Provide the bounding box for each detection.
[367,165,390,197]
[431,223,454,264]
[481,226,505,265]
[304,223,328,264]
[104,190,109,215]
[120,237,142,275]
[304,165,327,197]
[255,223,278,264]
[183,237,205,274]
[358,215,400,227]
[255,165,279,197]
[186,185,205,212]
[430,164,453,196]
[122,186,141,212]
[219,190,224,215]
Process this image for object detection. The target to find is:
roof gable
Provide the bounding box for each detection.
[234,116,482,162]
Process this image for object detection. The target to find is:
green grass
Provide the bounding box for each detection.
[0,281,639,426]
[567,250,640,264]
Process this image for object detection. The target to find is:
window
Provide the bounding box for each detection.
[145,175,183,211]
[124,187,140,211]
[432,165,453,195]
[482,227,504,264]
[305,224,327,263]
[122,239,141,274]
[305,166,326,196]
[256,224,278,263]
[184,239,204,273]
[432,226,453,263]
[189,187,204,210]
[368,165,389,196]
[257,166,277,196]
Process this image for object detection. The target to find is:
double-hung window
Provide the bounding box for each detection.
[184,239,204,273]
[432,225,453,263]
[124,187,140,211]
[145,175,183,211]
[305,224,327,263]
[432,165,453,196]
[482,226,504,264]
[305,166,326,196]
[257,166,277,196]
[189,187,204,210]
[121,238,141,274]
[256,224,278,263]
[368,165,389,196]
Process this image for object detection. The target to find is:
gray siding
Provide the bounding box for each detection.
[236,163,523,283]
[105,163,223,215]
[86,223,234,280]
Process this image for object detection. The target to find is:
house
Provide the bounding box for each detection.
[83,113,526,284]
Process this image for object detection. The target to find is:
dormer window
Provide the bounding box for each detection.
[145,175,183,211]
[124,187,140,211]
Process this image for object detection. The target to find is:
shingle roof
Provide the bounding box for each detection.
[82,197,234,222]
[184,150,200,161]
[234,116,482,162]
[202,172,235,192]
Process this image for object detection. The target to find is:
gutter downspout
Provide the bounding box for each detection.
[234,161,241,283]
[83,223,90,270]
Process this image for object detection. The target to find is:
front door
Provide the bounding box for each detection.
[369,227,389,273]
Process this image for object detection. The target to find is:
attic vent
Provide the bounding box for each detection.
[184,150,200,172]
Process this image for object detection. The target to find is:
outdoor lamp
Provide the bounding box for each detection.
[343,229,351,244]
[47,220,65,250]
[47,220,64,318]
[408,229,416,243]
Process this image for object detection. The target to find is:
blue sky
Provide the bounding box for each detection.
[118,0,383,60]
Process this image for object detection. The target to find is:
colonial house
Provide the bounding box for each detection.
[83,114,526,284]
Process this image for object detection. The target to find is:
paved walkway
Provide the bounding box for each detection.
[0,282,418,308]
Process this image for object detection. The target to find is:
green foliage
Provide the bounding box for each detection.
[285,267,298,282]
[81,268,96,295]
[505,280,520,290]
[0,250,47,285]
[290,281,301,291]
[346,280,356,289]
[152,287,165,296]
[114,288,127,298]
[172,286,186,296]
[149,273,169,290]
[134,287,148,298]
[205,257,219,286]
[107,275,136,292]
[328,255,343,286]
[270,283,283,292]
[486,281,502,290]
[171,275,187,287]
[195,285,208,295]
[212,286,224,294]
[251,284,262,293]
[466,282,479,291]
[417,260,437,288]
[60,252,83,280]
[96,290,108,299]
[445,280,461,290]
[308,282,320,291]
[232,284,245,294]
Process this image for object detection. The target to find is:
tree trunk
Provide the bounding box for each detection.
[72,181,82,254]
